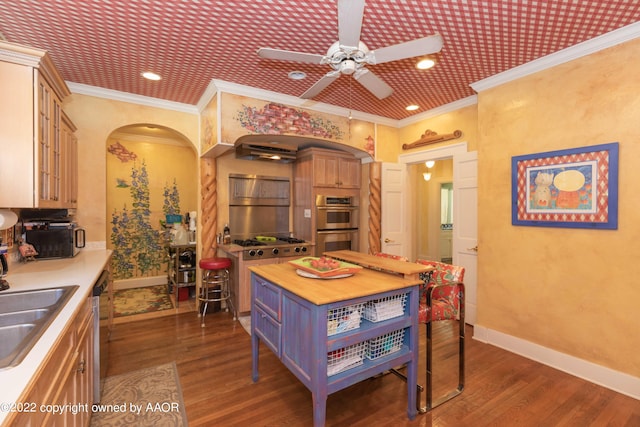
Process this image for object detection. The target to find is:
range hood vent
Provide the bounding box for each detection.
[235,141,297,163]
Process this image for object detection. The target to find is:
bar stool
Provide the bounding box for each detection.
[198,257,236,327]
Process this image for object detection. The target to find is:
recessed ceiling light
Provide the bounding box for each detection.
[416,57,436,70]
[288,71,307,80]
[142,71,161,81]
[406,105,419,111]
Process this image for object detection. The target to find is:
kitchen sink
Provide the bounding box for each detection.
[0,309,49,327]
[0,286,78,369]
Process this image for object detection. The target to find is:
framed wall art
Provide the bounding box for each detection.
[511,142,619,229]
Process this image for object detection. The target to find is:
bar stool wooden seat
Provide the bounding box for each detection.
[198,257,236,327]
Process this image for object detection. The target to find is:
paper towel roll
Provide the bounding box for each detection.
[0,209,18,230]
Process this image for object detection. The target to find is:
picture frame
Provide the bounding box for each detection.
[511,142,619,229]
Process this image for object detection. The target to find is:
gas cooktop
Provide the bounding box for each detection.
[233,236,306,247]
[233,236,311,260]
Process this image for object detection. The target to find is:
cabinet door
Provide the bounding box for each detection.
[238,257,278,313]
[312,155,340,187]
[37,76,63,207]
[61,113,78,208]
[338,157,361,188]
[76,313,94,427]
[0,61,36,207]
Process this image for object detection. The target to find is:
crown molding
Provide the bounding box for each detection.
[398,96,478,127]
[196,79,218,112]
[471,21,640,93]
[209,80,398,127]
[66,81,199,115]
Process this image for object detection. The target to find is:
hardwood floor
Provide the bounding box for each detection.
[106,311,640,426]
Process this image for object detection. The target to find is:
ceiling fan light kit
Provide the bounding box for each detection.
[257,0,443,102]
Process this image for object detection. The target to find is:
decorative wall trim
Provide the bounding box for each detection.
[398,141,468,164]
[474,325,640,400]
[67,81,199,115]
[210,80,398,127]
[402,129,463,150]
[471,21,640,93]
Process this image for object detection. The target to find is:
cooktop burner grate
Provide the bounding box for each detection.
[233,239,267,247]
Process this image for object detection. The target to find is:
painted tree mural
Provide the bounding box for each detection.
[163,178,181,216]
[110,160,164,279]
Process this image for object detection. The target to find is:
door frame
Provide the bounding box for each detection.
[397,142,468,262]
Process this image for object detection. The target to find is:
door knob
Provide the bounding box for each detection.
[384,238,393,243]
[468,245,478,252]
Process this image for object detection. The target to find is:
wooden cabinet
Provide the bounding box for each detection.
[297,147,361,189]
[0,41,76,208]
[8,294,94,427]
[229,254,304,315]
[251,264,419,427]
[294,147,361,246]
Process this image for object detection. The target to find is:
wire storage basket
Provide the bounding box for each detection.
[362,293,407,322]
[327,303,364,336]
[327,341,366,376]
[366,329,405,360]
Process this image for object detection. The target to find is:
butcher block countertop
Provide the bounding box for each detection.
[249,261,423,306]
[323,250,432,280]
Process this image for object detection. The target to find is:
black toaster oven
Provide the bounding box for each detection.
[25,225,86,259]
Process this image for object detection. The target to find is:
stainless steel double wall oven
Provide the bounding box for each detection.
[315,195,359,254]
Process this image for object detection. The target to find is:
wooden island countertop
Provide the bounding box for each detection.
[323,250,432,280]
[249,261,422,306]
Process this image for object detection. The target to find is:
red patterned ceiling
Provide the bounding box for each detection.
[0,1,638,120]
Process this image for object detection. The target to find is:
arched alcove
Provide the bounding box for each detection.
[106,124,198,294]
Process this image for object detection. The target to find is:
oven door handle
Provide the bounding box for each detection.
[316,229,358,235]
[316,206,358,211]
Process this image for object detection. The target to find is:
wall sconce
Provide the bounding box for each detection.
[423,172,432,181]
[425,160,435,168]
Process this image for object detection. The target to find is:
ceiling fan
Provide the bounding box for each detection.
[257,0,443,100]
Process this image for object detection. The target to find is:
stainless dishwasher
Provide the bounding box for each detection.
[92,270,110,404]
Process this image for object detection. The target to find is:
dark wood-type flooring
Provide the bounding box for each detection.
[107,311,640,426]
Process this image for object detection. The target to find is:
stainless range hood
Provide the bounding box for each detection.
[235,140,297,163]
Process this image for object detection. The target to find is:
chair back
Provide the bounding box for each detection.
[416,259,465,284]
[416,259,465,321]
[373,252,409,262]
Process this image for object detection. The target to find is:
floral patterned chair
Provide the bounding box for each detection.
[416,259,465,411]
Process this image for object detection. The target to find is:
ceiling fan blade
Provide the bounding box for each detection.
[354,68,393,99]
[367,34,444,65]
[337,0,366,51]
[300,71,340,99]
[257,48,325,64]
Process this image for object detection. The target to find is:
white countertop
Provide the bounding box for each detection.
[0,249,112,425]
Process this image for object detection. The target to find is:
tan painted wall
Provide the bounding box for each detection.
[62,94,199,244]
[477,38,640,376]
[397,105,479,160]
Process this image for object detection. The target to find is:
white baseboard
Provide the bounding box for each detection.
[473,325,640,400]
[114,275,167,290]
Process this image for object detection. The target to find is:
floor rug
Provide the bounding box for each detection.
[238,315,251,335]
[90,362,188,427]
[113,285,174,318]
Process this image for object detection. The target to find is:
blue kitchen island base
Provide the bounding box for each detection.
[250,262,420,426]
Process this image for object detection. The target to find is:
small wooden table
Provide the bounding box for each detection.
[323,250,433,280]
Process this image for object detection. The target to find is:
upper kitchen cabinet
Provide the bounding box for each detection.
[297,147,361,189]
[0,41,76,208]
